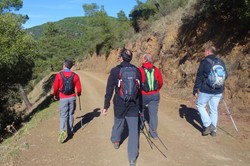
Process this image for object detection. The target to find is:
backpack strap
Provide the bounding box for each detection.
[205,58,215,65]
[59,71,75,80]
[142,65,156,69]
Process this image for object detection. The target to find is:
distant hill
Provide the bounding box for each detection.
[25,16,87,40]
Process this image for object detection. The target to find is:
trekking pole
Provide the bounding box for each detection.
[142,120,167,158]
[157,136,168,151]
[221,96,238,132]
[78,96,83,127]
[139,112,153,149]
[144,120,168,151]
[140,115,167,158]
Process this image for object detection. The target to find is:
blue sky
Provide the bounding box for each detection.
[14,0,146,28]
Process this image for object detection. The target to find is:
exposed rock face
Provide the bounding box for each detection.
[79,4,250,115]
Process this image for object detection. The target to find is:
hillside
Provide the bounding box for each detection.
[25,16,118,40]
[25,17,87,39]
[78,1,250,119]
[23,0,249,131]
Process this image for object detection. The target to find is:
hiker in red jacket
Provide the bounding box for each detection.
[139,54,163,139]
[53,59,82,143]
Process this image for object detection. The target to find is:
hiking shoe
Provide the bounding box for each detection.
[58,131,67,143]
[210,131,217,137]
[129,160,136,166]
[150,131,158,139]
[203,124,216,136]
[112,142,120,149]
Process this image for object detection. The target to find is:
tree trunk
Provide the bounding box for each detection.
[18,84,32,110]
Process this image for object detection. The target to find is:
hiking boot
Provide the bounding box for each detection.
[203,124,216,136]
[112,142,120,149]
[210,131,217,137]
[58,131,67,143]
[129,160,136,166]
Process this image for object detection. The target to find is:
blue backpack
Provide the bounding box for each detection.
[206,58,226,89]
[60,72,75,95]
[118,66,140,102]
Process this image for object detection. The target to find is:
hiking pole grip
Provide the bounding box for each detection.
[78,96,82,111]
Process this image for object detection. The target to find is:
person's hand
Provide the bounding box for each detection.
[193,93,198,103]
[102,109,108,116]
[193,91,198,98]
[54,96,59,100]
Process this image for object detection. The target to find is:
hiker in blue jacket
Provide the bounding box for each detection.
[193,46,228,137]
[102,49,141,166]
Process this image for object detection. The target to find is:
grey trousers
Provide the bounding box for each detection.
[142,92,160,135]
[111,116,139,161]
[59,97,76,133]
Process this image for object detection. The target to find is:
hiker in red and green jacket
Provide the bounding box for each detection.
[53,59,82,143]
[139,54,163,139]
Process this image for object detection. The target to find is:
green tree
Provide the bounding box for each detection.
[129,0,156,32]
[115,10,132,44]
[0,0,37,139]
[81,4,115,55]
[82,3,99,17]
[0,0,22,13]
[117,10,128,21]
[34,22,82,77]
[0,13,36,94]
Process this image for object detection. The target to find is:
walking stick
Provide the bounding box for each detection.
[139,111,168,158]
[146,120,168,151]
[221,96,238,132]
[139,112,153,149]
[78,96,83,127]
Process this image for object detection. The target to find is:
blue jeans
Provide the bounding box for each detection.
[196,92,222,129]
[59,97,76,133]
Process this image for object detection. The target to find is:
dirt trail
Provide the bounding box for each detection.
[8,71,250,166]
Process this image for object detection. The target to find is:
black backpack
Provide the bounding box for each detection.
[60,71,75,95]
[142,66,158,92]
[118,66,140,102]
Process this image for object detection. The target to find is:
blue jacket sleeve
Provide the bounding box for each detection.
[193,60,205,95]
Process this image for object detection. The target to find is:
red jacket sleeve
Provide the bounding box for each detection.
[74,74,82,96]
[53,73,60,97]
[155,68,163,90]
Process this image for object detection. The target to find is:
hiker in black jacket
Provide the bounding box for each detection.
[103,49,141,166]
[193,46,228,137]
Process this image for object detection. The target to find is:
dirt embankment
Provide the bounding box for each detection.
[78,2,250,123]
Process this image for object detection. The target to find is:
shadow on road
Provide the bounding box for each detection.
[64,108,101,143]
[74,108,101,132]
[179,104,203,133]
